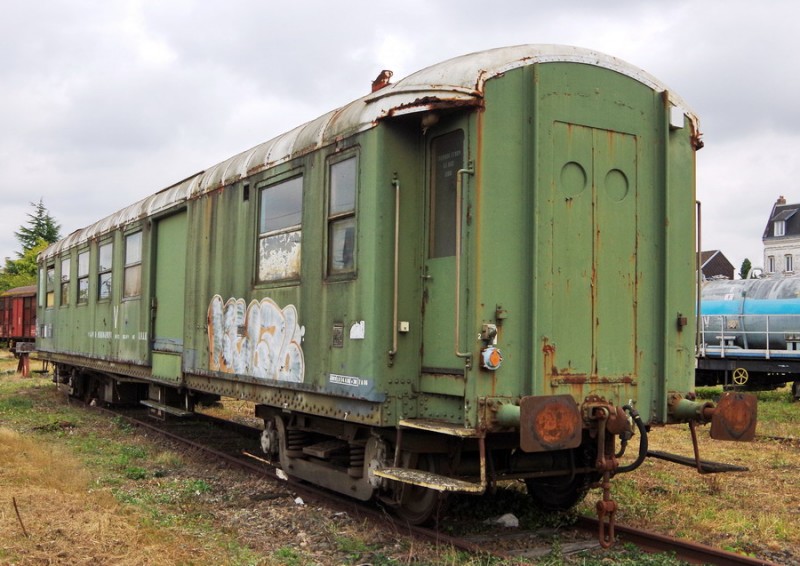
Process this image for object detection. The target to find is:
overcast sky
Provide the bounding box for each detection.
[1,1,796,275]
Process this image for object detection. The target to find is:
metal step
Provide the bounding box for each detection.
[373,467,485,493]
[647,450,749,473]
[398,418,482,437]
[302,439,348,458]
[140,399,193,418]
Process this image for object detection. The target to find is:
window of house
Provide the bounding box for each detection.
[786,254,794,273]
[60,257,70,306]
[327,157,357,276]
[98,242,112,300]
[124,232,142,298]
[768,255,776,273]
[46,266,55,308]
[77,250,90,304]
[775,221,786,237]
[257,175,303,282]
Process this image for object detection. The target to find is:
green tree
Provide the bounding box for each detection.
[1,201,61,292]
[14,199,61,255]
[0,240,49,291]
[739,258,752,280]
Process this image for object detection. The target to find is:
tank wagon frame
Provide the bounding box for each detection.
[38,45,756,538]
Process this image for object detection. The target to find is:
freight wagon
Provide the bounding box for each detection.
[37,45,756,539]
[1,285,36,354]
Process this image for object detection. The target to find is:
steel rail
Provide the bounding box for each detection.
[579,517,778,566]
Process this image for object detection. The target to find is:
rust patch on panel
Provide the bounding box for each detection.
[710,392,757,441]
[543,338,636,389]
[557,375,588,384]
[379,96,483,121]
[542,338,557,379]
[520,395,582,452]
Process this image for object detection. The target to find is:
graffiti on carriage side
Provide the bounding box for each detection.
[207,295,305,383]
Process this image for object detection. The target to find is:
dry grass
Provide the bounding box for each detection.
[578,399,800,562]
[0,353,265,565]
[0,427,237,565]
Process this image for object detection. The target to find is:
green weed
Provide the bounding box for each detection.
[112,415,135,433]
[124,466,148,480]
[274,546,304,565]
[0,396,33,413]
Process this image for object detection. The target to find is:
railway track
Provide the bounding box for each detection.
[93,403,777,565]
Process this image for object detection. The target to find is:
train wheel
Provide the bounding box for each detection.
[525,473,592,511]
[260,420,279,459]
[393,453,442,525]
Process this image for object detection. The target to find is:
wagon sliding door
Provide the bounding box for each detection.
[151,211,187,382]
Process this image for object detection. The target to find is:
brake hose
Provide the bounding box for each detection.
[616,405,648,474]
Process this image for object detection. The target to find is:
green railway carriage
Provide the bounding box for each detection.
[37,45,755,529]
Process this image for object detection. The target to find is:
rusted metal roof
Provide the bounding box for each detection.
[41,44,697,261]
[0,285,37,298]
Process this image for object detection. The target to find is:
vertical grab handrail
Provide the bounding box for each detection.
[696,200,702,357]
[455,164,474,362]
[388,176,400,363]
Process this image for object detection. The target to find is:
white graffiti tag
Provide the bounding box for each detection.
[207,295,305,383]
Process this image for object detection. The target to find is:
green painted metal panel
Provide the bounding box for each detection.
[152,352,182,382]
[548,122,595,375]
[594,128,638,377]
[451,62,699,425]
[526,62,695,421]
[547,122,638,379]
[153,212,187,379]
[421,256,457,371]
[532,64,654,408]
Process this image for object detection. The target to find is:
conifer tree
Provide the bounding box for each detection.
[739,258,752,280]
[1,200,61,291]
[14,199,61,255]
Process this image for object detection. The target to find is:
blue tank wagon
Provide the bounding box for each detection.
[698,275,800,399]
[37,45,756,535]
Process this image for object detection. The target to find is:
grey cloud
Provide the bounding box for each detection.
[0,0,798,273]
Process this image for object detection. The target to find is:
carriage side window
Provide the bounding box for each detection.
[124,232,142,298]
[38,267,45,307]
[60,257,70,306]
[46,265,55,308]
[77,250,90,304]
[98,242,113,300]
[327,157,357,276]
[257,175,303,282]
[430,130,464,258]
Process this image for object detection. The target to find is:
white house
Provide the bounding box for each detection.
[763,196,800,275]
